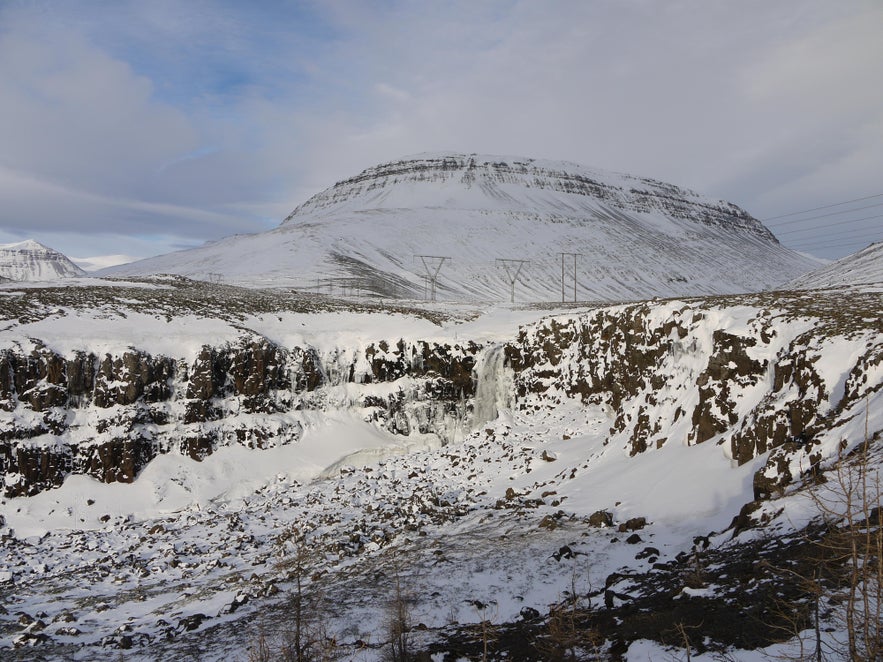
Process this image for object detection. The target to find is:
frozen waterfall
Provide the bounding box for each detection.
[471,344,514,429]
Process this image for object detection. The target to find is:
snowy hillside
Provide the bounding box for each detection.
[786,241,883,289]
[0,240,85,281]
[102,153,819,301]
[0,278,880,659]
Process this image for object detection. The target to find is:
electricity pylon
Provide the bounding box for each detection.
[559,252,582,303]
[496,258,529,304]
[415,255,451,302]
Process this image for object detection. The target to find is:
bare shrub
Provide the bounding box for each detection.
[249,530,338,661]
[384,555,413,662]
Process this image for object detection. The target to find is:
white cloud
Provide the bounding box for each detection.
[0,20,280,251]
[285,1,883,237]
[723,6,883,212]
[0,0,880,260]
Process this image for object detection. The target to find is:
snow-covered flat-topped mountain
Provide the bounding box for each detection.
[0,240,86,281]
[786,241,883,290]
[103,153,819,300]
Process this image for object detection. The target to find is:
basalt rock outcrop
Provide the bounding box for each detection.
[0,337,481,497]
[506,292,882,496]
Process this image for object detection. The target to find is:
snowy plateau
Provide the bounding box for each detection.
[0,155,881,661]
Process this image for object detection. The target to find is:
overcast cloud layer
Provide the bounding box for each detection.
[0,0,881,261]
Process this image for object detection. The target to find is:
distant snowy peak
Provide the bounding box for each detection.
[0,240,85,281]
[787,242,883,289]
[284,152,773,240]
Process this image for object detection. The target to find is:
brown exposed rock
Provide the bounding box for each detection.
[588,510,614,527]
[4,445,70,497]
[185,346,227,401]
[690,331,766,445]
[93,351,174,408]
[73,438,157,484]
[618,517,648,532]
[729,338,826,465]
[66,351,96,405]
[181,434,217,462]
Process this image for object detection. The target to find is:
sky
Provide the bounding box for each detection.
[0,0,881,264]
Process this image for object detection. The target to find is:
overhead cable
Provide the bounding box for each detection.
[763,192,883,222]
[765,202,883,227]
[774,213,883,236]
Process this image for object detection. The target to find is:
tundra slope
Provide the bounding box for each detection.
[102,153,818,300]
[786,241,883,290]
[0,277,880,659]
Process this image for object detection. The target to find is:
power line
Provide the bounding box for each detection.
[766,201,883,227]
[787,230,882,247]
[788,239,878,251]
[414,255,450,302]
[774,213,883,236]
[782,239,881,253]
[763,192,883,222]
[559,252,582,303]
[787,234,883,253]
[496,258,529,304]
[784,225,882,244]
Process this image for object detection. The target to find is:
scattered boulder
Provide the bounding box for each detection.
[618,516,647,532]
[13,631,50,648]
[551,545,575,561]
[54,626,81,636]
[177,613,208,632]
[588,509,613,527]
[519,606,541,621]
[221,593,249,615]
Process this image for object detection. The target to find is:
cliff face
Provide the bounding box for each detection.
[507,289,882,500]
[0,337,479,497]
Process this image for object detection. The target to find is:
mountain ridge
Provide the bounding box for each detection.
[103,153,819,300]
[284,152,765,232]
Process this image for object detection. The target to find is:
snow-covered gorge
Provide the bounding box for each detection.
[1,284,879,505]
[0,278,881,659]
[507,290,882,500]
